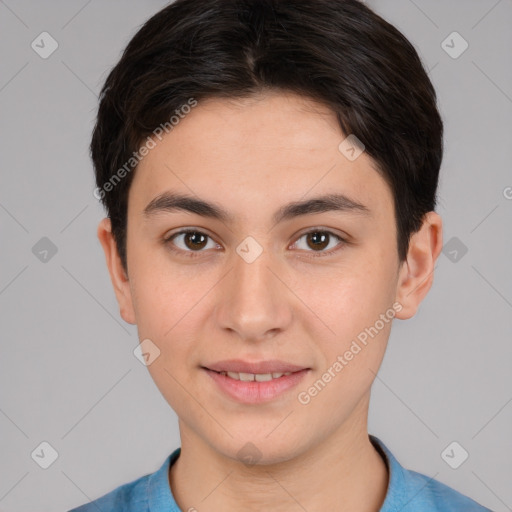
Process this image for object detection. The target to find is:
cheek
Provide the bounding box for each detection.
[128,255,209,370]
[299,295,393,420]
[302,253,397,383]
[138,293,200,415]
[128,248,193,337]
[306,257,395,335]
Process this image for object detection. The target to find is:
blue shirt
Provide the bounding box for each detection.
[69,435,492,511]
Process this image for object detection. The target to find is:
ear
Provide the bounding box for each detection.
[394,211,443,319]
[97,217,137,325]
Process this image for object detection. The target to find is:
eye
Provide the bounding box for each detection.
[164,229,219,258]
[164,228,347,259]
[291,229,346,258]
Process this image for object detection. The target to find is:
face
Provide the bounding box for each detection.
[99,90,440,465]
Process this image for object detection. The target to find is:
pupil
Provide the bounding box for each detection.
[186,232,207,250]
[308,232,328,250]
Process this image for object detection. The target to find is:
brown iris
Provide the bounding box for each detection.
[183,231,208,250]
[305,232,330,251]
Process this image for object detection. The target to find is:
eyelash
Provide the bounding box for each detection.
[163,228,347,259]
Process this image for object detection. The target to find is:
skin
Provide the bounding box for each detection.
[98,90,443,512]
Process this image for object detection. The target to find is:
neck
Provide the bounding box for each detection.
[169,396,388,512]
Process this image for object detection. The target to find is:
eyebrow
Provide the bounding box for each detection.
[143,191,371,225]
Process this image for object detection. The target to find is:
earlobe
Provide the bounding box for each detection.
[394,211,443,320]
[97,217,137,325]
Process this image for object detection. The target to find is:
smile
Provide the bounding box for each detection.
[216,371,293,381]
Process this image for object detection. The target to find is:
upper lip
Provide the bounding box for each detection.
[204,359,309,374]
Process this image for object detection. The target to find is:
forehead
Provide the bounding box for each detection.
[128,91,394,224]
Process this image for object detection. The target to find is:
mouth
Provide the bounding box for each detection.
[203,358,308,374]
[209,370,294,381]
[202,359,310,404]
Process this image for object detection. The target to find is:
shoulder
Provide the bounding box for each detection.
[68,473,150,511]
[370,435,492,512]
[67,449,179,512]
[402,467,493,511]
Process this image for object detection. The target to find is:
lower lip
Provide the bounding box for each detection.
[203,368,309,404]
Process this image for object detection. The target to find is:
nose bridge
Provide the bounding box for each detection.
[235,243,273,298]
[217,238,291,340]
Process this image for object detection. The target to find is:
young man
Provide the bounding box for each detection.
[71,0,491,510]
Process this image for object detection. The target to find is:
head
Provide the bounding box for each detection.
[95,0,443,464]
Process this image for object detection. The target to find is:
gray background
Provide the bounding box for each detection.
[0,1,511,510]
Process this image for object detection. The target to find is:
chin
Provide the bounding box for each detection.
[213,431,309,467]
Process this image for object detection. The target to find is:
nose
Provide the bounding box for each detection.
[215,244,293,343]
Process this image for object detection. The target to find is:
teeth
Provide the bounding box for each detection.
[255,373,273,382]
[220,371,292,381]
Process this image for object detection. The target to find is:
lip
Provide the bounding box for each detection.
[204,359,308,374]
[202,360,310,404]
